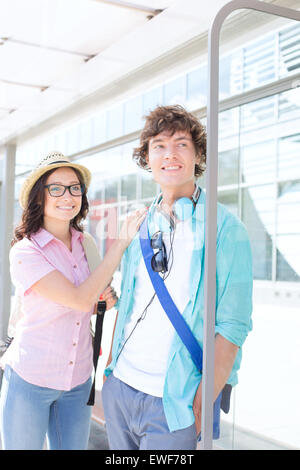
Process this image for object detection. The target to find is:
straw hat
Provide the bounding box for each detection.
[19,151,92,209]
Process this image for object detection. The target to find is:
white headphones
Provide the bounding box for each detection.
[154,185,201,232]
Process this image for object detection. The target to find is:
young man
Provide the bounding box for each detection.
[102,105,253,450]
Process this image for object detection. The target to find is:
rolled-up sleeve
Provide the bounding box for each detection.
[10,242,56,295]
[215,222,253,347]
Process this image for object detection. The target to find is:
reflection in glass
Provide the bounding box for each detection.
[279,23,300,77]
[218,149,239,186]
[218,189,238,216]
[219,108,239,139]
[242,185,274,280]
[276,236,300,282]
[140,170,158,200]
[186,66,207,109]
[105,179,118,203]
[279,90,300,122]
[278,133,300,180]
[241,95,276,130]
[66,125,79,155]
[243,33,276,91]
[93,112,107,146]
[163,75,186,106]
[276,180,300,281]
[143,86,163,115]
[124,95,143,134]
[240,140,276,184]
[219,52,243,99]
[107,104,123,140]
[121,174,137,202]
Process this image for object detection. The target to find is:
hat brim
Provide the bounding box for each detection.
[19,162,92,209]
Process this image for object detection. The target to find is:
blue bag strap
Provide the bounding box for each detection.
[139,214,203,372]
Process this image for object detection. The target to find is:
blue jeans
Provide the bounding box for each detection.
[0,366,92,450]
[102,373,198,450]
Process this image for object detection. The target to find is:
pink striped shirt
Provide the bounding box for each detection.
[1,228,94,390]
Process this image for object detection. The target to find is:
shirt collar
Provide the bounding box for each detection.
[70,226,84,243]
[31,228,54,248]
[31,227,84,248]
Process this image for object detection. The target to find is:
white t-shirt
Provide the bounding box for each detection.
[113,219,194,397]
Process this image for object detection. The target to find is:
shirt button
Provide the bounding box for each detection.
[73,342,77,347]
[76,322,80,326]
[69,361,73,365]
[73,265,77,268]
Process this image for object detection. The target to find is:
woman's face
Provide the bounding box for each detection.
[43,167,83,224]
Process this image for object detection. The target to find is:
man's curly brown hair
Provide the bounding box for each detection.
[133,105,206,177]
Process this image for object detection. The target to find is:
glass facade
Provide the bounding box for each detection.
[13,20,300,450]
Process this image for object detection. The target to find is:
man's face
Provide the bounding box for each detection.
[147,130,200,191]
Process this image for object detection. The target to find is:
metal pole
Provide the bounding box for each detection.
[0,145,16,342]
[201,0,300,450]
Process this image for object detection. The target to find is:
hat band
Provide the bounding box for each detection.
[48,160,70,165]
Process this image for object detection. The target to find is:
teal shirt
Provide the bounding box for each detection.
[105,189,253,432]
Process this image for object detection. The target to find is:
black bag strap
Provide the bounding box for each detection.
[87,300,106,406]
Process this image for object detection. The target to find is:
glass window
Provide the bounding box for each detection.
[219,108,239,139]
[124,95,143,134]
[53,132,67,155]
[240,139,276,185]
[186,66,207,109]
[218,149,239,187]
[242,185,275,280]
[104,178,118,204]
[276,237,300,282]
[140,169,158,200]
[279,22,300,78]
[142,86,163,115]
[219,52,243,99]
[122,140,140,175]
[163,75,186,106]
[107,104,123,140]
[243,34,276,91]
[66,125,79,155]
[121,174,137,202]
[278,132,300,180]
[278,89,300,122]
[92,112,107,146]
[241,95,276,131]
[218,189,238,216]
[78,119,93,151]
[276,180,300,282]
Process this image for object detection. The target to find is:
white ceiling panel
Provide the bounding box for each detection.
[0,41,83,86]
[0,0,298,147]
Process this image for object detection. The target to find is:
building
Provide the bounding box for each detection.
[0,0,299,450]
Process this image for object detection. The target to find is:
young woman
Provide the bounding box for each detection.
[0,151,146,450]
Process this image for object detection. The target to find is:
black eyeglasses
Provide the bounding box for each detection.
[151,231,168,273]
[44,183,85,197]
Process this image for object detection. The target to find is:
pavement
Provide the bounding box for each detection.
[87,420,109,450]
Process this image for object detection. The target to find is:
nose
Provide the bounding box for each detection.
[164,144,177,158]
[62,189,74,201]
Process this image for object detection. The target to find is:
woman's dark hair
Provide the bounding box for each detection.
[133,105,206,177]
[12,167,89,246]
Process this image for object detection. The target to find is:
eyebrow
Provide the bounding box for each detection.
[150,135,192,145]
[48,180,80,185]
